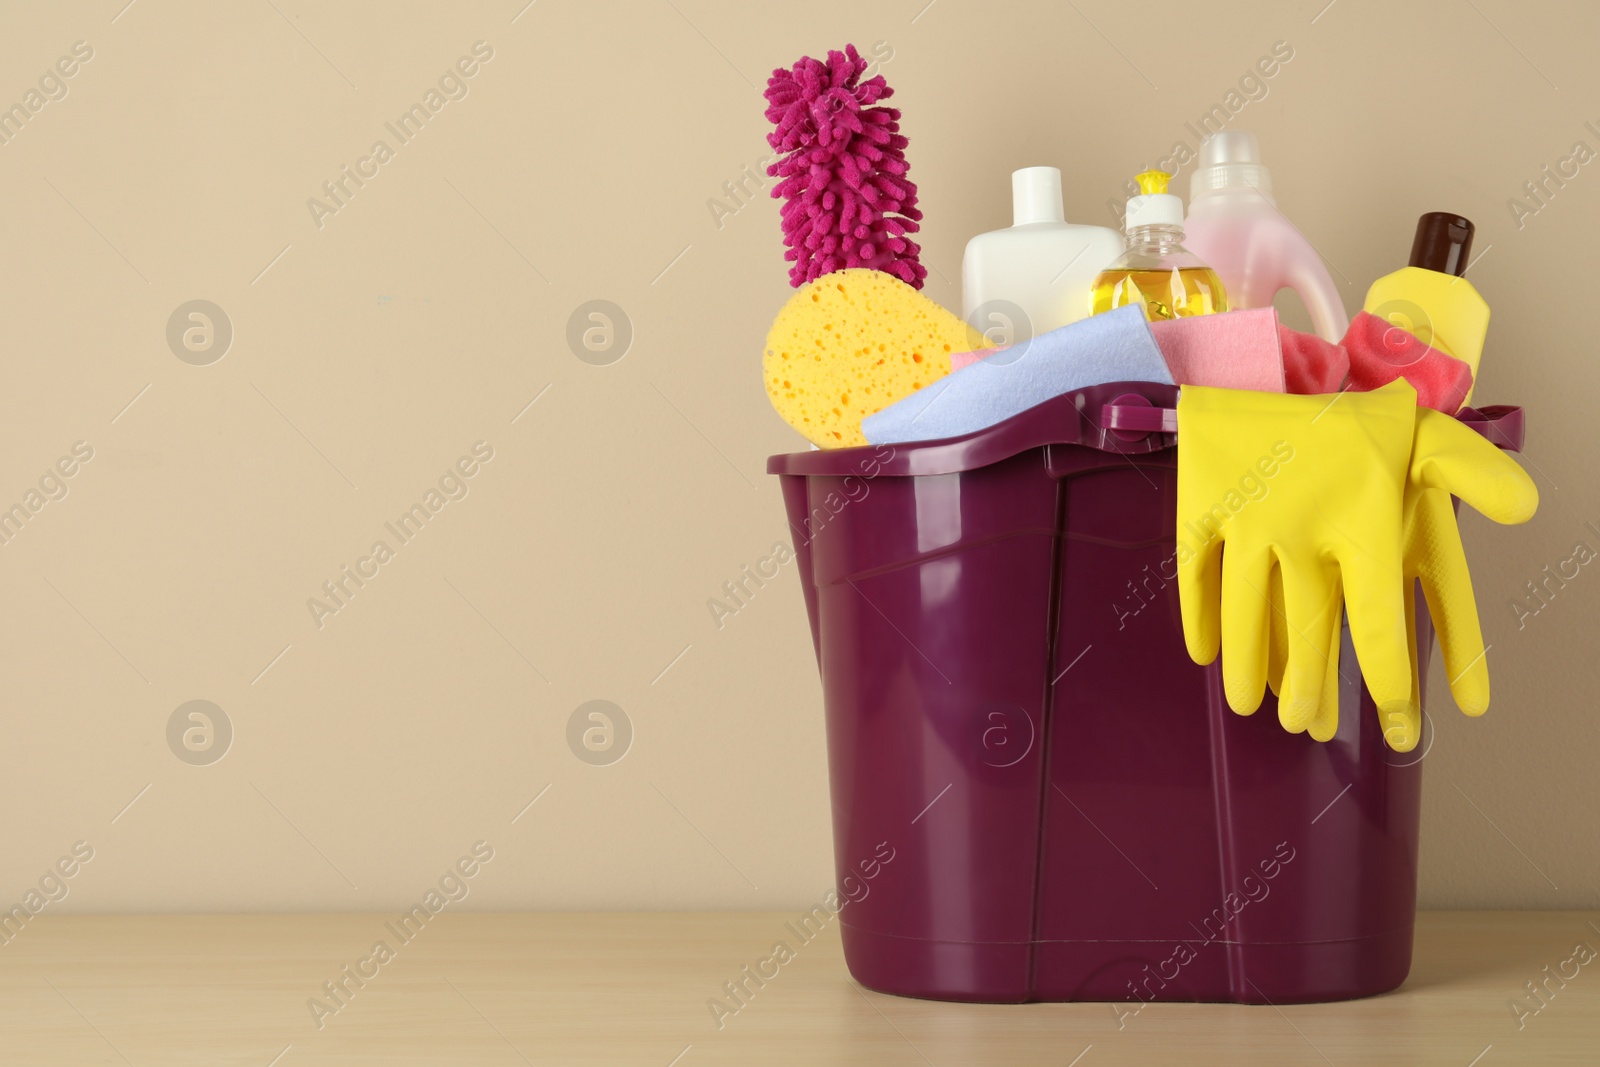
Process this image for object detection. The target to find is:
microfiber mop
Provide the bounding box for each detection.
[764,44,925,289]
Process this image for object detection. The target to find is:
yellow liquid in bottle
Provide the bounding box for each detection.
[1088,267,1229,320]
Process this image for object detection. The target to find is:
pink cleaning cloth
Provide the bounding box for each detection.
[1342,310,1473,413]
[952,309,1355,398]
[1277,324,1351,394]
[1149,308,1286,392]
[950,347,991,371]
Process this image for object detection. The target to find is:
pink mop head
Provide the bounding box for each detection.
[763,44,925,289]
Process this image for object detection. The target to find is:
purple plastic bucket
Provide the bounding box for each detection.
[768,382,1524,1005]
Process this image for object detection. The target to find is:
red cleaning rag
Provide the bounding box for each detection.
[1277,324,1350,394]
[1341,310,1474,413]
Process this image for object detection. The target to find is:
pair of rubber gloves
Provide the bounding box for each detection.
[1176,380,1538,751]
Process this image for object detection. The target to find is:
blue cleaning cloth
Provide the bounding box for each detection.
[860,304,1173,445]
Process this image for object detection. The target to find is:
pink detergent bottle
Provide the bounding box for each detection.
[1184,132,1348,342]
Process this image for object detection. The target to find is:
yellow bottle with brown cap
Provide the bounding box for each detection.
[1362,212,1488,404]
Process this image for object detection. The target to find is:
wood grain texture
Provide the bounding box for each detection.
[0,910,1596,1064]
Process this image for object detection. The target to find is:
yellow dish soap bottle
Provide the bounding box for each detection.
[1090,169,1228,320]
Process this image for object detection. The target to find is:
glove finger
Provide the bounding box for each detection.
[1340,550,1417,748]
[1220,546,1274,715]
[1178,526,1224,667]
[1404,572,1422,725]
[1412,409,1539,525]
[1305,592,1344,742]
[1378,574,1427,752]
[1266,560,1343,739]
[1266,564,1287,698]
[1275,556,1342,735]
[1413,488,1491,716]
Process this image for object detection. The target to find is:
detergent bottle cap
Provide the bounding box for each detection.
[1125,170,1184,231]
[1011,166,1066,226]
[1409,212,1475,276]
[1189,131,1275,202]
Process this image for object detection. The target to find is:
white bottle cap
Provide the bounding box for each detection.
[1125,191,1183,231]
[1189,130,1275,202]
[1012,166,1066,226]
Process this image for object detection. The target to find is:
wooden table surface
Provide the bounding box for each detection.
[0,911,1595,1065]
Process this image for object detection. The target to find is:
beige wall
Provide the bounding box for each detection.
[0,0,1593,915]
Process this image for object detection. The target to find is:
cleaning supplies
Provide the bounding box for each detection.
[763,269,989,448]
[1343,310,1475,412]
[1265,406,1539,749]
[1090,170,1228,320]
[860,306,1170,445]
[764,45,925,289]
[962,167,1124,336]
[1176,380,1419,735]
[1184,132,1349,343]
[1362,212,1488,406]
[1148,309,1285,392]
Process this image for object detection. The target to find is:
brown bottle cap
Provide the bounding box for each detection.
[1409,212,1474,276]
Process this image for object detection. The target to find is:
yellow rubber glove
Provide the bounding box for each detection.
[1176,380,1419,734]
[1265,406,1539,750]
[1263,566,1343,742]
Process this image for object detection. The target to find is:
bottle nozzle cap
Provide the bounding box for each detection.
[1135,169,1171,196]
[1125,170,1183,231]
[1409,212,1474,276]
[1011,166,1066,226]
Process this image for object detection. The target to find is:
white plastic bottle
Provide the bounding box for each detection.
[1184,132,1349,342]
[962,167,1125,341]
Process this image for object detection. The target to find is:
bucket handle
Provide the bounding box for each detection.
[1102,397,1526,452]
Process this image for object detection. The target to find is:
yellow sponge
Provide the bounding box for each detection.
[764,269,989,448]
